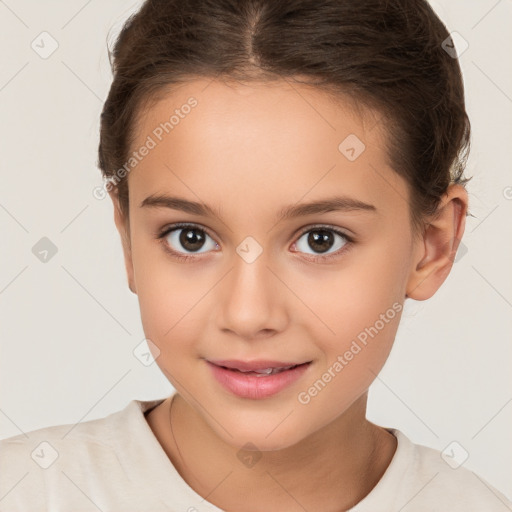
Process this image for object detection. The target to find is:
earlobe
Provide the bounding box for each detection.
[405,184,468,301]
[109,190,137,295]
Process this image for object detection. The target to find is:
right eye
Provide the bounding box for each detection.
[157,223,219,261]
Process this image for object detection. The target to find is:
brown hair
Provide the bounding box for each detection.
[97,0,472,239]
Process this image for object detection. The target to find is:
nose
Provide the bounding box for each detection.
[215,248,289,341]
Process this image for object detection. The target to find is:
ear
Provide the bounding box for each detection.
[405,184,468,301]
[109,190,137,295]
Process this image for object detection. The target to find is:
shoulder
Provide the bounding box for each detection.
[389,429,512,511]
[0,398,164,511]
[0,400,129,465]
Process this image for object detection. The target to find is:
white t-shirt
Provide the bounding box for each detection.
[1,393,511,512]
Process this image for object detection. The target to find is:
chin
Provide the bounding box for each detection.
[209,416,310,453]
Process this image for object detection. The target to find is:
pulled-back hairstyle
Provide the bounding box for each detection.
[98,0,472,239]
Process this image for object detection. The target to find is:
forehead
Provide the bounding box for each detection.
[128,78,408,219]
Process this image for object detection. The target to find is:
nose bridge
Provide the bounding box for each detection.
[234,238,271,294]
[216,237,288,337]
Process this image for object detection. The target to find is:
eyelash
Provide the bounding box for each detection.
[155,222,354,263]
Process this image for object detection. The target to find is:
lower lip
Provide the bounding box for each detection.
[206,361,312,399]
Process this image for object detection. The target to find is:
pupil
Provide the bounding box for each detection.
[180,228,205,252]
[308,230,333,253]
[177,229,334,254]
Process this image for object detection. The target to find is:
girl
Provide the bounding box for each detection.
[1,0,511,510]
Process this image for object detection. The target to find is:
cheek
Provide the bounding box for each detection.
[131,239,209,348]
[295,238,407,389]
[132,223,408,365]
[137,281,208,351]
[304,247,405,340]
[296,295,402,419]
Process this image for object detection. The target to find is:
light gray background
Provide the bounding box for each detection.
[1,0,511,501]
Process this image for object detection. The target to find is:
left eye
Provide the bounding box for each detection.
[293,226,351,258]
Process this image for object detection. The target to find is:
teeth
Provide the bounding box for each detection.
[254,368,274,374]
[235,365,296,375]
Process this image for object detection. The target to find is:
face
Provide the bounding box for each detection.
[113,78,423,451]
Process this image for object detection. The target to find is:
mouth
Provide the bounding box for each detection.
[205,359,313,399]
[215,363,308,376]
[207,359,311,375]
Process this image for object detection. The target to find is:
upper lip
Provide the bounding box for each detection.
[207,359,311,371]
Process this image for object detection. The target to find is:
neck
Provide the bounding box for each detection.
[146,393,397,512]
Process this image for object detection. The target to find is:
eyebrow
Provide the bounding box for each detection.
[140,193,377,222]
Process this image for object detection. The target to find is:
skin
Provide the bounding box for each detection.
[109,77,468,511]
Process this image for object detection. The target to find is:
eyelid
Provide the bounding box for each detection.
[291,224,354,262]
[156,221,355,261]
[156,222,219,242]
[294,223,354,241]
[157,222,354,241]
